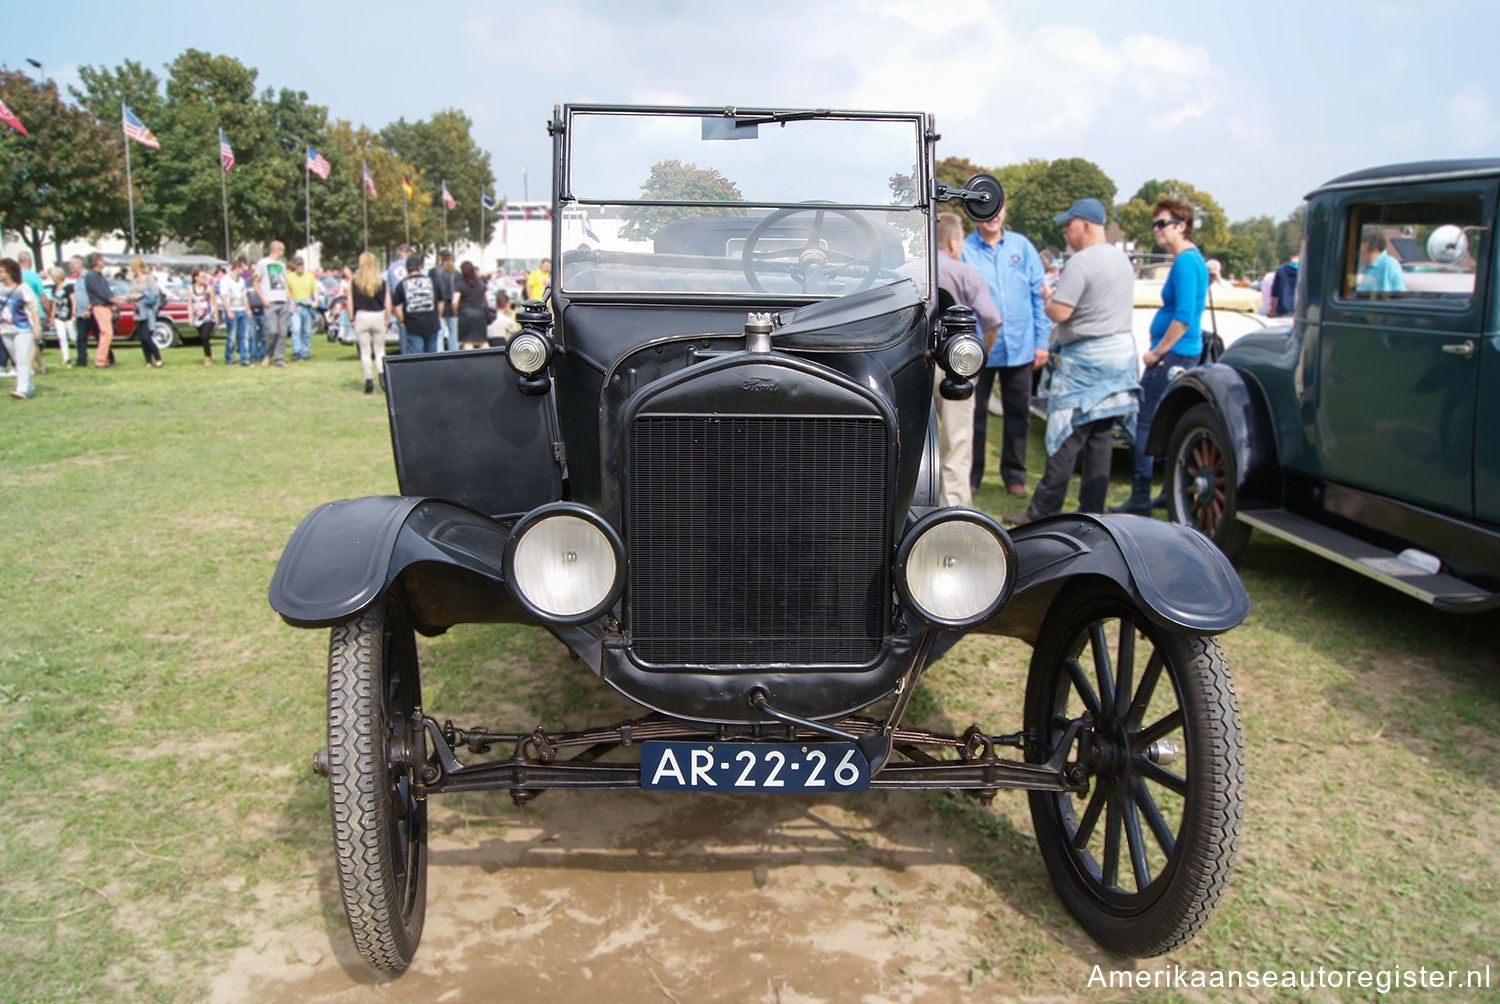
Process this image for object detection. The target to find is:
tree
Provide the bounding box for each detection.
[71,59,170,250]
[379,109,495,247]
[993,157,1116,253]
[616,160,744,242]
[0,69,125,266]
[151,50,282,258]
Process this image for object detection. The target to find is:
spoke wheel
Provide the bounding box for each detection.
[1165,403,1251,561]
[327,592,427,971]
[1025,587,1242,957]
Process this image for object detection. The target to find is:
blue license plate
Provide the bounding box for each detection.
[641,740,870,792]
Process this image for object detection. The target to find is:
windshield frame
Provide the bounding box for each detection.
[553,104,937,305]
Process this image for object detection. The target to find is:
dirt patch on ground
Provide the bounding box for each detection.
[210,788,1066,1003]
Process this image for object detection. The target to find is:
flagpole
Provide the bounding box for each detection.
[361,163,369,252]
[442,182,448,252]
[220,157,230,261]
[305,151,311,260]
[124,116,137,252]
[479,201,485,268]
[402,186,410,245]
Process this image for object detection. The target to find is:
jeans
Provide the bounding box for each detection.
[970,364,1034,491]
[354,310,386,380]
[1128,351,1197,498]
[2,327,35,395]
[136,302,161,363]
[1026,418,1115,520]
[290,300,316,359]
[401,329,440,355]
[438,315,458,353]
[52,318,73,363]
[75,316,91,366]
[261,302,291,363]
[248,312,265,361]
[224,310,249,364]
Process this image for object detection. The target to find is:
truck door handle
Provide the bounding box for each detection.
[1441,341,1474,358]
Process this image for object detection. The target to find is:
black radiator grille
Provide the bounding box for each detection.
[627,416,888,665]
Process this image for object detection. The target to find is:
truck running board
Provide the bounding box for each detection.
[1236,509,1500,612]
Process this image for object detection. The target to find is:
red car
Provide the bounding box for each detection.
[106,278,199,350]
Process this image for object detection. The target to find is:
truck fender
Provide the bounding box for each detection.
[976,513,1249,645]
[268,496,524,633]
[1144,363,1279,504]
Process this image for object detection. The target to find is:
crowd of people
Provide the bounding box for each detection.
[0,242,537,400]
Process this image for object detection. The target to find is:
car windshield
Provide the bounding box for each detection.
[561,108,930,299]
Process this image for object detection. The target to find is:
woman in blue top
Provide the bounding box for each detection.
[1111,197,1208,514]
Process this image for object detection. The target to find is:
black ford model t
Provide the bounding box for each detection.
[269,105,1249,971]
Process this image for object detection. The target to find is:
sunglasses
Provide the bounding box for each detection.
[1151,218,1182,230]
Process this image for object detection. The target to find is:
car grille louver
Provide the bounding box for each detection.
[627,416,888,665]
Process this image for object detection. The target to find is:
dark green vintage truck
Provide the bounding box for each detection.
[1149,159,1500,612]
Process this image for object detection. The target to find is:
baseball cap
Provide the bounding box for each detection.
[1053,197,1107,225]
[405,253,423,272]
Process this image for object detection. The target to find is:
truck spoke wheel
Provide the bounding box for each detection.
[1166,403,1251,560]
[327,593,427,971]
[1025,588,1243,957]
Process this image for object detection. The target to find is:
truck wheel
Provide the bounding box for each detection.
[327,593,427,971]
[1025,587,1243,957]
[1165,403,1251,561]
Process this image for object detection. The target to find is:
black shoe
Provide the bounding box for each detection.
[1108,496,1152,515]
[364,379,374,394]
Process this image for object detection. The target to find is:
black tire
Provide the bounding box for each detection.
[1164,403,1252,561]
[327,593,427,971]
[1025,587,1243,957]
[151,320,179,350]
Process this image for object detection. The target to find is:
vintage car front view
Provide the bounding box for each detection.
[269,104,1250,970]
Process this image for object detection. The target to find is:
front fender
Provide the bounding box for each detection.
[268,496,526,633]
[1145,363,1279,504]
[976,514,1249,644]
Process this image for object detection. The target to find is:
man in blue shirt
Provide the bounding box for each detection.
[962,204,1051,498]
[1356,233,1405,296]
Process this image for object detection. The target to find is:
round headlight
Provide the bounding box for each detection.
[505,507,623,623]
[945,334,985,378]
[897,513,1013,628]
[507,331,550,376]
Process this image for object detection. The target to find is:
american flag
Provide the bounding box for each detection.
[122,105,160,150]
[218,129,234,173]
[0,97,27,136]
[441,183,455,210]
[363,162,377,197]
[306,146,331,180]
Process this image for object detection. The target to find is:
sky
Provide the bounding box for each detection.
[14,0,1500,223]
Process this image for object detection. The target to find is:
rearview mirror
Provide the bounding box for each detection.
[935,174,1005,222]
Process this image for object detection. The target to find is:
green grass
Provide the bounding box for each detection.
[2,344,1497,1000]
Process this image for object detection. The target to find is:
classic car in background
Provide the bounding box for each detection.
[1148,159,1500,611]
[270,105,1251,970]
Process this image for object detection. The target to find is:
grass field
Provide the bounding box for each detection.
[2,343,1497,1001]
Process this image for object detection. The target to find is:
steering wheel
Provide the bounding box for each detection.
[741,206,885,294]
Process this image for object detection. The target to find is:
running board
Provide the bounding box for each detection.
[1236,509,1500,611]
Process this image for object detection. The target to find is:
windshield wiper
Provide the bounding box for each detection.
[720,108,831,126]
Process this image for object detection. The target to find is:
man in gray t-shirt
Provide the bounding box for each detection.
[1048,234,1134,345]
[1011,198,1140,525]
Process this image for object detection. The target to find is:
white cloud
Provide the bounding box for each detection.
[1446,83,1499,149]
